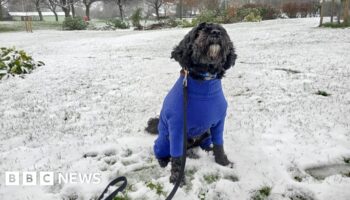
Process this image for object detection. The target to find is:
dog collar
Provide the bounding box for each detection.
[189,69,217,80]
[199,72,217,80]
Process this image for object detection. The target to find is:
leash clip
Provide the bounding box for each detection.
[183,69,188,87]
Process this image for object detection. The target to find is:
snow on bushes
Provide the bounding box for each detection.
[239,4,280,20]
[131,8,143,30]
[237,8,262,22]
[0,47,44,80]
[63,17,88,30]
[106,19,130,29]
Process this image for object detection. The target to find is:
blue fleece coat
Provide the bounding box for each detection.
[153,75,227,158]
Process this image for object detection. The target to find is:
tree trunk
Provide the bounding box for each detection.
[53,10,58,21]
[331,0,335,23]
[155,7,159,20]
[37,9,43,21]
[85,4,90,20]
[117,0,124,20]
[319,0,325,26]
[338,3,341,24]
[36,1,44,21]
[0,4,2,21]
[71,3,75,17]
[180,0,183,19]
[62,6,70,17]
[344,0,349,24]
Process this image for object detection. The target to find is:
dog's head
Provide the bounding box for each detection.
[171,22,237,80]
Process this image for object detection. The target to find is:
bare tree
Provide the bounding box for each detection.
[163,0,175,17]
[107,0,126,20]
[147,0,163,20]
[184,0,199,16]
[116,0,124,20]
[331,0,335,23]
[55,0,71,17]
[201,0,220,11]
[337,0,342,24]
[82,0,101,20]
[45,0,59,21]
[69,0,79,17]
[344,0,349,24]
[0,0,9,21]
[32,0,44,21]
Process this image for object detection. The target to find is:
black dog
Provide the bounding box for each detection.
[146,22,237,185]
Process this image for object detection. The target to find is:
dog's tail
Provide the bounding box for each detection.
[145,117,159,135]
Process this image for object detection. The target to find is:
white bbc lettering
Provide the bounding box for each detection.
[70,173,78,184]
[92,173,102,184]
[57,172,69,184]
[23,172,37,186]
[40,172,54,186]
[79,173,93,183]
[5,171,103,185]
[5,172,20,186]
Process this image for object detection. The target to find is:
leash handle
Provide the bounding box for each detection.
[97,176,127,200]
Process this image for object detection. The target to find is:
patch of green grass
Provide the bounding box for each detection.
[251,186,272,200]
[203,173,220,184]
[185,168,197,177]
[184,167,197,192]
[0,21,62,32]
[0,26,22,32]
[0,22,23,32]
[32,21,62,30]
[315,90,331,97]
[12,16,66,22]
[146,181,165,196]
[113,195,130,200]
[344,157,350,164]
[197,188,208,200]
[113,184,133,200]
[321,22,350,28]
[345,172,350,177]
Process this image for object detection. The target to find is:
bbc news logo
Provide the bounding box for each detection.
[5,171,102,186]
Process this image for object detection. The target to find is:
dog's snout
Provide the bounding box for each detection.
[211,29,221,36]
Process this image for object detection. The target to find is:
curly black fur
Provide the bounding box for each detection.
[171,22,237,80]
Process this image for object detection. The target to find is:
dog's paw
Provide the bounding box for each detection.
[169,172,186,187]
[157,157,170,168]
[215,154,233,167]
[213,145,233,167]
[170,157,186,186]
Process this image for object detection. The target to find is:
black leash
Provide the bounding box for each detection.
[98,70,189,200]
[165,69,189,200]
[97,176,127,200]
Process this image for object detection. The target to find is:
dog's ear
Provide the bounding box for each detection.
[197,22,207,29]
[171,33,191,65]
[171,25,201,68]
[171,23,204,61]
[223,43,237,70]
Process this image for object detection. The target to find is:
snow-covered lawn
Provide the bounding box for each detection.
[0,18,349,200]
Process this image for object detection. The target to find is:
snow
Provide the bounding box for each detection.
[0,18,350,200]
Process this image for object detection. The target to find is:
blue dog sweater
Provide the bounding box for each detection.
[154,75,227,158]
